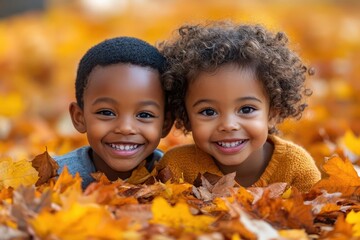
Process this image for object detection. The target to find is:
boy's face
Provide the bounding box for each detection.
[71,63,165,177]
[185,63,272,169]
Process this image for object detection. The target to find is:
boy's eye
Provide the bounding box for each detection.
[137,112,155,118]
[239,106,255,114]
[199,108,217,116]
[96,110,115,116]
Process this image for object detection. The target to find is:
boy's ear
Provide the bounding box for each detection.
[161,111,174,138]
[69,102,86,133]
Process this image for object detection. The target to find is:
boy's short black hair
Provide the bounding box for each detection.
[75,37,166,108]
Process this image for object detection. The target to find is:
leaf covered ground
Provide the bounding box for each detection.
[1,151,360,239]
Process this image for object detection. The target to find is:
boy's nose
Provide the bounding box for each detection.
[114,116,136,135]
[218,115,240,132]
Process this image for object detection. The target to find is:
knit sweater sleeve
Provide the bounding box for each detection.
[254,135,321,192]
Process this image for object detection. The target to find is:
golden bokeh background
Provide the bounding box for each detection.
[1,0,360,171]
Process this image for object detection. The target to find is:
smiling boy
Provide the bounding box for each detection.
[54,37,173,189]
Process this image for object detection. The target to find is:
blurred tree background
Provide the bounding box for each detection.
[0,0,360,173]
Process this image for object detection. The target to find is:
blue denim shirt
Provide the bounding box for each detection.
[54,146,163,189]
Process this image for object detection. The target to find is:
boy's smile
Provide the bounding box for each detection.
[185,63,273,175]
[71,63,165,180]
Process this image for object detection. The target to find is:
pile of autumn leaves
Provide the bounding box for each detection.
[1,151,360,239]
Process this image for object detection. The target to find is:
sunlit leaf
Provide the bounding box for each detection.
[0,156,39,189]
[151,197,215,233]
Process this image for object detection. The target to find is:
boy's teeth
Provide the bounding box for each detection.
[217,140,244,148]
[109,144,138,151]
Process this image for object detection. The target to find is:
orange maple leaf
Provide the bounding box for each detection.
[52,166,82,194]
[312,155,360,195]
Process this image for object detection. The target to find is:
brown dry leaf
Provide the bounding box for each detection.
[31,150,59,186]
[0,156,39,189]
[0,225,28,240]
[222,202,278,239]
[247,182,288,204]
[212,172,237,197]
[156,165,174,183]
[10,186,51,231]
[305,191,342,214]
[322,214,353,239]
[254,188,315,233]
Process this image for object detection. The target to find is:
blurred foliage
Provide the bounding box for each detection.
[0,0,360,175]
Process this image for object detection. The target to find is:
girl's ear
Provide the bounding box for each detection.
[69,102,87,133]
[268,109,278,130]
[161,111,174,138]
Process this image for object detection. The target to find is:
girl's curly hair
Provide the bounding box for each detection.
[159,21,312,134]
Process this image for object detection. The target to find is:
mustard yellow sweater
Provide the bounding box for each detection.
[158,135,321,192]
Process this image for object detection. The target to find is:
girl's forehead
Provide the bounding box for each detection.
[189,63,257,82]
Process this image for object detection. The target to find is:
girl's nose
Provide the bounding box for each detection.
[114,116,136,135]
[217,115,240,132]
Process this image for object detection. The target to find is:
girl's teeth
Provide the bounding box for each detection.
[109,144,138,151]
[217,140,244,148]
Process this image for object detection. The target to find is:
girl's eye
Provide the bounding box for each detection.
[240,106,255,114]
[97,110,115,116]
[137,112,155,118]
[199,108,217,116]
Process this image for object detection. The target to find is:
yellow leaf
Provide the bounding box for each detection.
[346,210,360,236]
[161,181,192,200]
[342,130,360,156]
[30,202,130,239]
[0,93,24,117]
[0,156,39,189]
[278,229,309,239]
[282,187,292,199]
[151,197,215,233]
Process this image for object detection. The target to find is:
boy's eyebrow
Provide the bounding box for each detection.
[192,96,263,107]
[138,100,161,109]
[92,97,161,109]
[92,97,117,106]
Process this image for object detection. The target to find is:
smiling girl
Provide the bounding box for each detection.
[158,21,321,192]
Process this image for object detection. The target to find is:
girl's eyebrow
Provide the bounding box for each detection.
[192,99,215,107]
[235,96,263,103]
[192,96,263,107]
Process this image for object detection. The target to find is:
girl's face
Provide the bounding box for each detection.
[185,63,272,170]
[71,63,166,180]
